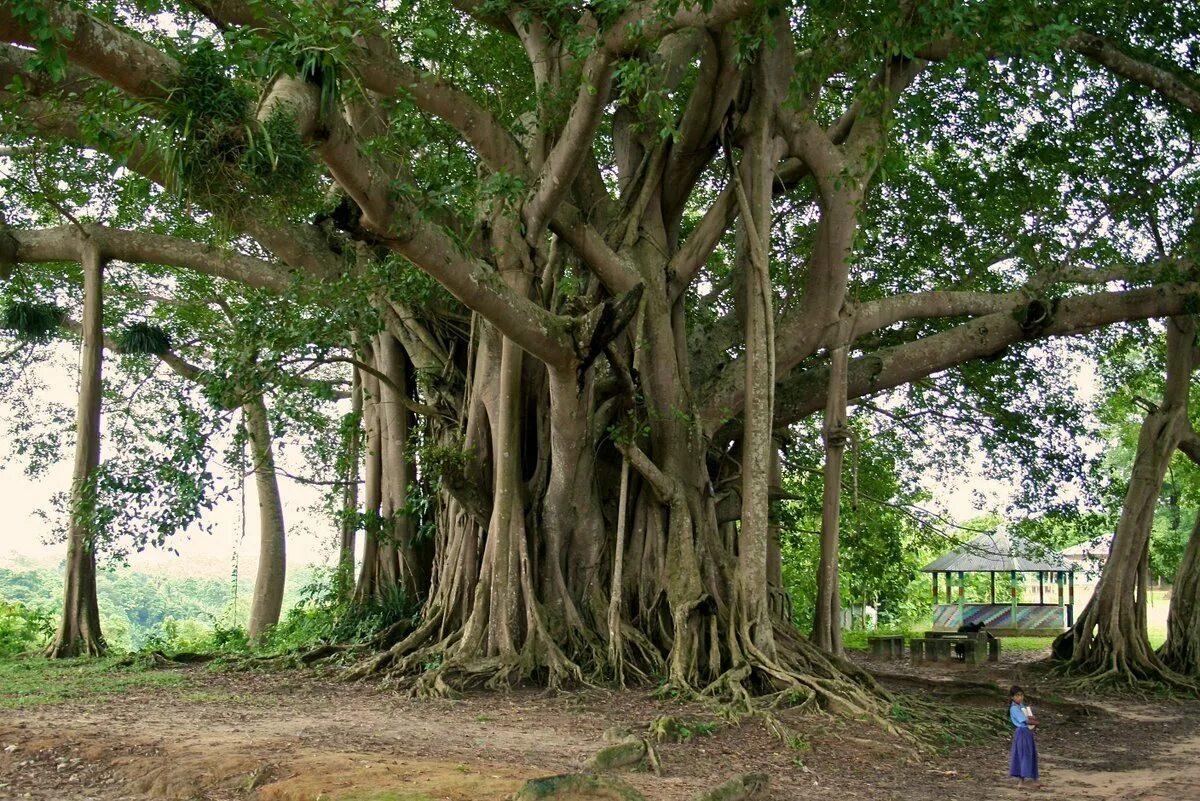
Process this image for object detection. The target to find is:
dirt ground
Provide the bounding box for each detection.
[2,649,1198,801]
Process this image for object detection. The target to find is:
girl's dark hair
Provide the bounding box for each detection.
[1009,685,1024,700]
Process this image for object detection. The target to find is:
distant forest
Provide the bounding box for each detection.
[0,560,313,651]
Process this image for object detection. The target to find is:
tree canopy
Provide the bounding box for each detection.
[2,0,1198,701]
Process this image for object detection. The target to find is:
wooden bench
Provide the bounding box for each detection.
[910,636,957,663]
[868,635,905,659]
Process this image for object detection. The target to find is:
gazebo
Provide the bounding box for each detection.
[920,530,1075,636]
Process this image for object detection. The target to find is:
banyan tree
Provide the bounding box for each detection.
[3,0,1200,707]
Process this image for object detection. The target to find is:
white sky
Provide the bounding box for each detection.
[0,342,1098,581]
[0,343,341,579]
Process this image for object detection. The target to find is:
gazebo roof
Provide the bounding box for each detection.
[921,530,1070,573]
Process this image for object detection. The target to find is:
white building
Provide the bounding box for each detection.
[1060,534,1112,585]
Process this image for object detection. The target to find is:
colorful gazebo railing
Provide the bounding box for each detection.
[921,530,1075,636]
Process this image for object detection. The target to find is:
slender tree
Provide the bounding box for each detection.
[1159,433,1200,677]
[337,366,363,595]
[243,394,288,641]
[1053,317,1199,687]
[1159,512,1200,677]
[46,238,105,658]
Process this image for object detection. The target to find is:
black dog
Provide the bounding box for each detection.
[953,621,994,659]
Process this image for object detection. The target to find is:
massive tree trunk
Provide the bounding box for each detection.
[1053,317,1198,688]
[245,394,288,642]
[1159,511,1200,676]
[47,241,106,659]
[731,66,780,667]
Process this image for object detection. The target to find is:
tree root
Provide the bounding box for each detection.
[511,773,646,801]
[1050,660,1200,698]
[1050,633,1200,696]
[690,773,769,801]
[584,736,660,774]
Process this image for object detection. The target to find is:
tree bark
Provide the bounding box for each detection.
[354,341,401,605]
[245,394,288,642]
[733,74,779,662]
[47,240,106,659]
[812,340,849,654]
[377,333,429,602]
[338,366,363,596]
[1159,512,1200,675]
[1052,316,1197,687]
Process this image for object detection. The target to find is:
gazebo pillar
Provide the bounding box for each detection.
[990,572,996,604]
[1010,570,1019,621]
[957,570,966,627]
[945,572,952,604]
[1068,570,1076,626]
[931,573,938,605]
[1038,571,1045,605]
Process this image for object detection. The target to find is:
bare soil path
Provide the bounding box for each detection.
[1,655,1198,800]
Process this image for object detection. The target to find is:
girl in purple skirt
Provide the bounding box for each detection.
[1008,685,1041,790]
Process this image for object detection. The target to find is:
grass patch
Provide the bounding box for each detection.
[0,655,189,709]
[844,629,1168,652]
[336,793,435,801]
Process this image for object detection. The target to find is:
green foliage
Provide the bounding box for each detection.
[258,567,419,652]
[0,600,53,656]
[87,399,222,557]
[0,561,313,652]
[778,421,936,631]
[157,43,317,213]
[4,0,70,80]
[116,321,172,356]
[143,616,224,653]
[2,301,65,341]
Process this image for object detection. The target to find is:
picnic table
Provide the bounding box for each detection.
[911,632,1001,664]
[867,635,905,659]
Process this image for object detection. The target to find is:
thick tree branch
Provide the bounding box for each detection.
[0,1,177,102]
[551,203,640,293]
[768,282,1200,430]
[1179,429,1200,467]
[616,441,679,503]
[188,0,527,175]
[351,39,529,175]
[300,101,578,367]
[851,290,1025,335]
[1068,33,1200,115]
[669,183,735,293]
[524,47,615,239]
[604,0,760,54]
[12,224,297,291]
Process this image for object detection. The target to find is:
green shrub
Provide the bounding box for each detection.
[142,616,219,653]
[260,566,418,652]
[0,601,54,657]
